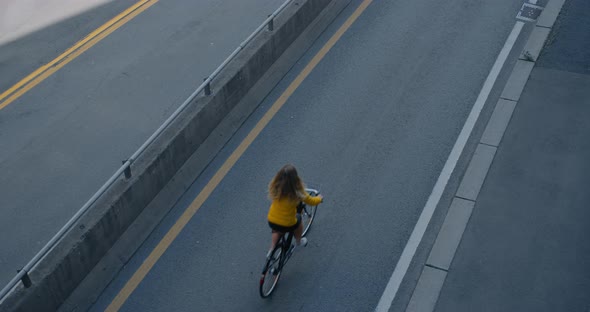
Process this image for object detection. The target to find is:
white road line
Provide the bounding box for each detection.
[374,21,524,312]
[529,0,538,4]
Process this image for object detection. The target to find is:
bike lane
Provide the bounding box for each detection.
[88,0,529,311]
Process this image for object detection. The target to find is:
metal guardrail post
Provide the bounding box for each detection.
[17,270,31,288]
[268,15,274,31]
[204,78,211,96]
[123,161,132,179]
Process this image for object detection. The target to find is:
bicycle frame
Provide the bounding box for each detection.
[278,231,295,269]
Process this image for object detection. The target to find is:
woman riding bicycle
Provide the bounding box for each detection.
[267,164,323,255]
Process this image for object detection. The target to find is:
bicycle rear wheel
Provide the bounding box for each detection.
[259,245,282,297]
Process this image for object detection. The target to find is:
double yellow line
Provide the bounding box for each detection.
[0,0,158,111]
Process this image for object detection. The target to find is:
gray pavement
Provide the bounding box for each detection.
[88,0,534,311]
[434,0,590,311]
[0,0,137,91]
[0,0,282,286]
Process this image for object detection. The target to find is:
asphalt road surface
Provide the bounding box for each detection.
[87,0,540,311]
[0,0,286,287]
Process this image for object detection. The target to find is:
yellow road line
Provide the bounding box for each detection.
[0,0,158,111]
[105,0,373,310]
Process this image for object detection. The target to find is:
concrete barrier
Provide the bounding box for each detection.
[0,0,339,310]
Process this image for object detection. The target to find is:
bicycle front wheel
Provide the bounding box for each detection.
[301,203,318,237]
[259,245,282,298]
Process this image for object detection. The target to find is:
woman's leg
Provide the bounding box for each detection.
[294,222,303,244]
[270,231,281,250]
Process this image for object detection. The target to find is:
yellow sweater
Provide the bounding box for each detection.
[267,193,322,227]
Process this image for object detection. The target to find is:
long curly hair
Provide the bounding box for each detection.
[268,164,305,201]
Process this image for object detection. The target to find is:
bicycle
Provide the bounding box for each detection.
[259,188,320,298]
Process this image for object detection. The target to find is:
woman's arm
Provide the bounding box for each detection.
[302,193,323,206]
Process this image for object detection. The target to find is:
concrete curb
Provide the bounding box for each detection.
[500,60,535,101]
[520,27,551,61]
[455,144,497,201]
[405,0,567,311]
[426,198,474,271]
[480,99,517,147]
[405,267,447,312]
[537,0,567,28]
[0,0,341,311]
